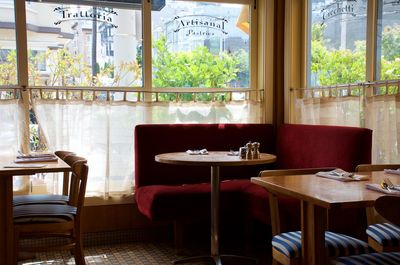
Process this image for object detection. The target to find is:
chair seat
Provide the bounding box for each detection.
[14,204,77,223]
[272,231,371,259]
[333,252,400,265]
[367,223,400,247]
[13,194,69,206]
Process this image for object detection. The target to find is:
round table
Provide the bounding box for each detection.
[155,151,276,265]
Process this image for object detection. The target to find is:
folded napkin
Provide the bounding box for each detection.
[384,169,400,175]
[186,149,208,155]
[366,183,400,195]
[316,169,369,182]
[14,153,57,163]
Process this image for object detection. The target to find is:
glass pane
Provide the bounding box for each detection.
[0,0,17,85]
[376,0,400,81]
[152,0,250,90]
[26,0,143,87]
[309,0,367,86]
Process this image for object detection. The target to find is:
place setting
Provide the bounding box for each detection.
[3,152,58,168]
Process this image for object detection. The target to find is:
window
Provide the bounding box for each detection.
[152,0,251,89]
[376,0,400,81]
[23,0,254,90]
[308,0,367,86]
[26,0,143,87]
[0,0,17,85]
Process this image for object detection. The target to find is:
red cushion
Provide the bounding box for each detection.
[136,179,249,221]
[134,123,275,187]
[276,124,372,172]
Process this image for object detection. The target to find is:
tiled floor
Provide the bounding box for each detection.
[18,224,273,264]
[19,241,273,265]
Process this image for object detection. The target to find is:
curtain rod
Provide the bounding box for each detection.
[291,79,400,91]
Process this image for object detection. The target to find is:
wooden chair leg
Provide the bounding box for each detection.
[14,227,19,265]
[74,224,86,265]
[74,236,85,265]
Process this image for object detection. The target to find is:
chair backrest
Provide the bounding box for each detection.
[258,167,337,235]
[356,164,400,172]
[258,167,337,177]
[276,124,372,172]
[63,155,88,210]
[375,196,400,226]
[55,151,76,195]
[356,164,400,225]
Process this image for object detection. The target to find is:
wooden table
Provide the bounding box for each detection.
[251,171,395,265]
[155,151,276,265]
[0,158,72,265]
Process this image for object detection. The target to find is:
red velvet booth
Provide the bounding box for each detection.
[134,123,372,244]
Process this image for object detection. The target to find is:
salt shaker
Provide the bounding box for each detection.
[253,142,260,159]
[245,142,253,159]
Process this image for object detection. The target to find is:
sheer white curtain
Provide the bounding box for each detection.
[0,99,22,158]
[292,81,400,165]
[294,96,361,127]
[32,98,261,203]
[0,98,26,192]
[365,94,400,163]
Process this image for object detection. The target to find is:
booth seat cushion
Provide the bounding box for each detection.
[136,179,250,221]
[333,252,400,265]
[367,223,400,247]
[272,231,371,259]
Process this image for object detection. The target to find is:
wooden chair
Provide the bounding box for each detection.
[260,168,371,265]
[13,154,88,265]
[355,163,400,172]
[333,196,400,264]
[13,151,75,206]
[356,163,400,252]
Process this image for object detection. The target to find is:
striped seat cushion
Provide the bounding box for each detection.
[14,204,77,223]
[13,194,69,206]
[367,223,400,247]
[333,252,400,265]
[272,231,370,259]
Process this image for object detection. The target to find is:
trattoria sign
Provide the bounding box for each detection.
[321,0,357,24]
[172,15,228,37]
[54,6,118,28]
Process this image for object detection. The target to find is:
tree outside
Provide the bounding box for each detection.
[310,23,400,88]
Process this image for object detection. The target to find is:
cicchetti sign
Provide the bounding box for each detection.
[54,6,118,28]
[172,15,228,37]
[321,0,357,25]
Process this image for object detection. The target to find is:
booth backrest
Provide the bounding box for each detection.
[135,123,275,187]
[276,124,372,172]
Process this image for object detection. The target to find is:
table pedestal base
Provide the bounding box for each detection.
[173,254,258,265]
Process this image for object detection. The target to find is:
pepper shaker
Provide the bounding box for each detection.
[253,142,260,159]
[246,142,253,159]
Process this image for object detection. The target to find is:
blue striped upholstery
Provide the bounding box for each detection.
[272,231,371,259]
[367,223,400,247]
[333,252,400,265]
